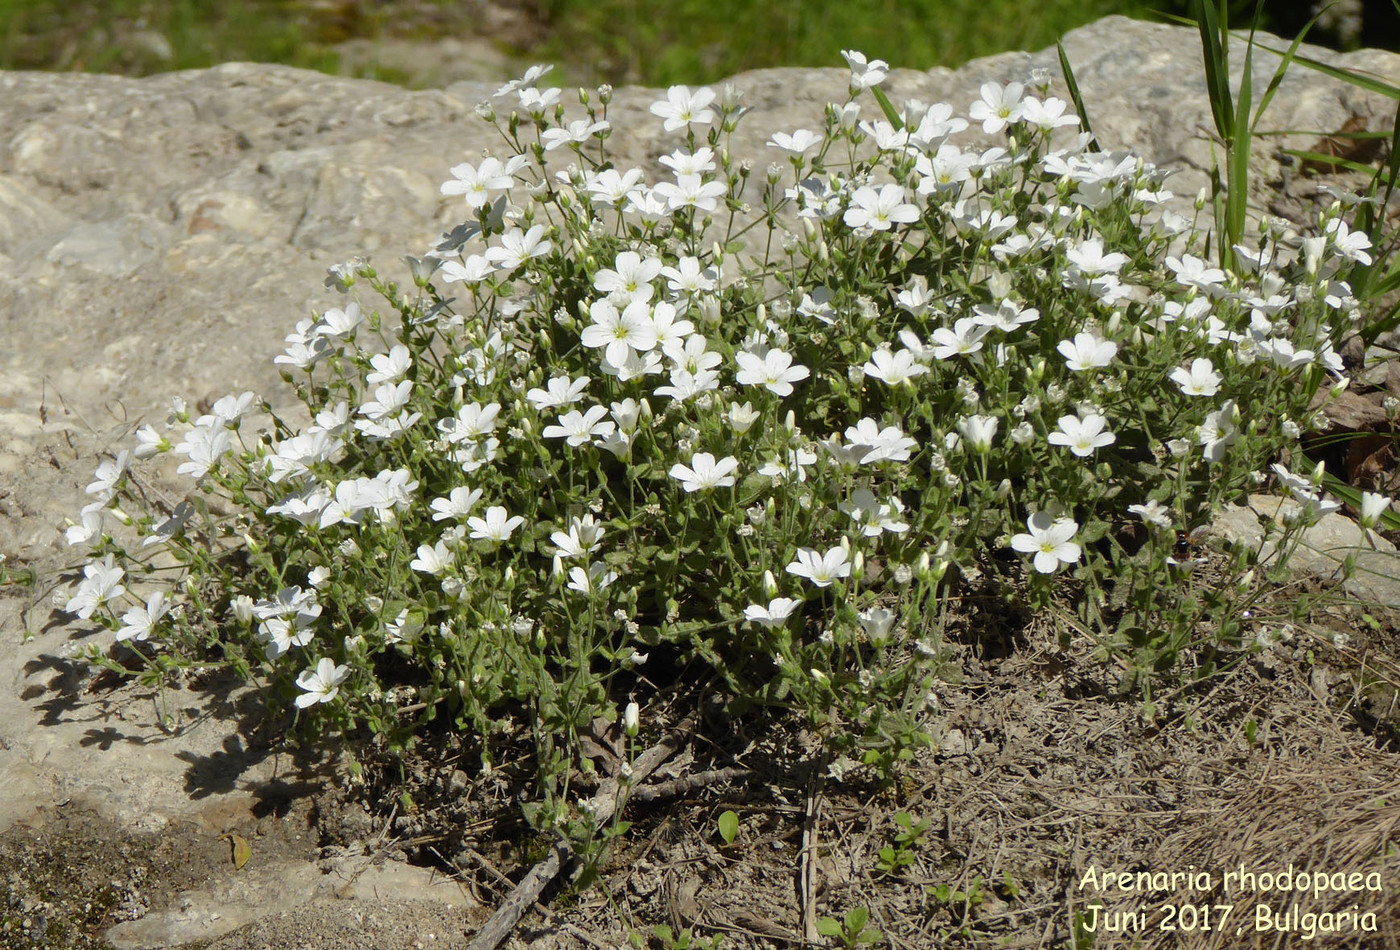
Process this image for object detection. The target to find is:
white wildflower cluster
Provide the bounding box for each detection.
[62,55,1377,768]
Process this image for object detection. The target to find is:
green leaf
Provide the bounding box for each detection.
[1056,41,1100,153]
[1278,148,1386,176]
[716,809,739,844]
[870,86,904,131]
[816,917,843,938]
[1194,0,1235,141]
[1252,43,1400,100]
[1249,0,1328,136]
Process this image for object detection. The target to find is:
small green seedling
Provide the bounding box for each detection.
[815,906,883,948]
[875,810,930,875]
[716,809,739,845]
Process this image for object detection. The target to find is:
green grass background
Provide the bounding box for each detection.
[0,0,1333,87]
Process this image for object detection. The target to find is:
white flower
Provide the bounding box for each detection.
[430,486,484,521]
[845,418,918,463]
[1360,491,1392,529]
[543,405,616,446]
[1057,332,1117,372]
[117,590,173,643]
[173,424,234,480]
[366,345,412,386]
[485,225,552,270]
[786,546,852,587]
[85,451,130,501]
[1066,238,1129,276]
[594,251,663,305]
[969,81,1025,134]
[957,415,999,454]
[441,155,524,208]
[1127,499,1173,529]
[314,303,365,340]
[541,117,609,151]
[744,597,802,627]
[653,174,728,213]
[410,540,454,576]
[650,85,717,132]
[659,256,718,298]
[858,607,896,640]
[581,299,658,368]
[735,348,810,396]
[1047,413,1116,457]
[840,49,889,90]
[1020,96,1080,131]
[295,657,350,708]
[768,129,822,156]
[568,562,619,595]
[551,515,605,559]
[1198,400,1239,463]
[1326,217,1373,266]
[757,447,818,482]
[930,318,991,360]
[526,375,590,411]
[844,184,919,232]
[728,401,760,433]
[1010,512,1081,574]
[65,555,126,619]
[467,506,525,543]
[863,347,928,386]
[1165,254,1227,295]
[585,167,646,207]
[1169,358,1221,397]
[840,490,909,536]
[669,453,739,492]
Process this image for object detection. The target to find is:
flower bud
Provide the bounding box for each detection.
[623,701,640,737]
[763,570,779,598]
[231,594,253,625]
[851,551,865,582]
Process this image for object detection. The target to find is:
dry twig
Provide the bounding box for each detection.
[465,715,696,950]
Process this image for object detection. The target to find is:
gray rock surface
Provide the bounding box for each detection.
[1211,494,1400,604]
[1,16,1398,948]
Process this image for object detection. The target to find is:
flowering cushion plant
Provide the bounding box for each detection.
[66,55,1372,829]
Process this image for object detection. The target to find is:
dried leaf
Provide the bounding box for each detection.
[221,832,252,870]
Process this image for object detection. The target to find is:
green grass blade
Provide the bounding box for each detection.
[1378,98,1400,211]
[1194,0,1235,141]
[1253,43,1400,100]
[1223,0,1263,267]
[1278,148,1389,176]
[1056,40,1100,153]
[1251,2,1329,135]
[870,86,904,131]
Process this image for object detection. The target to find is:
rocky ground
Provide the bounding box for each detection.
[2,16,1400,949]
